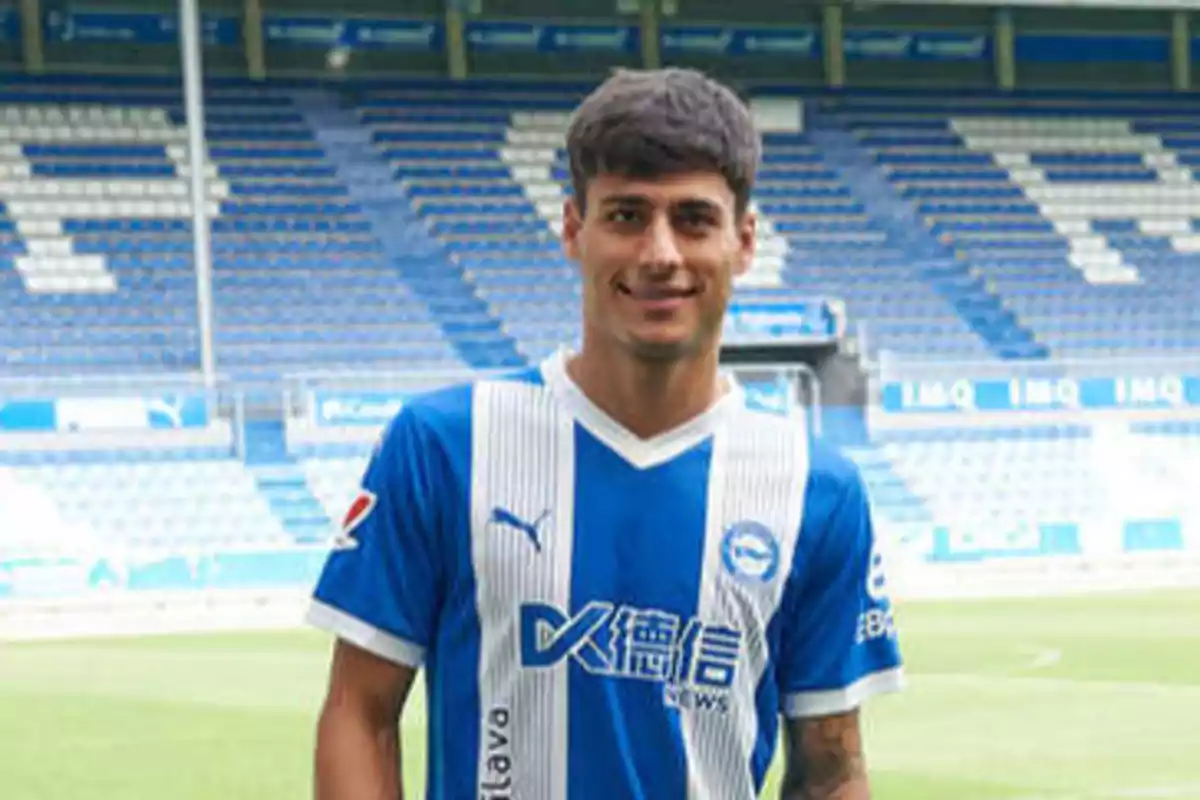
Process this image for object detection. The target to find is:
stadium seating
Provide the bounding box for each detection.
[6,457,289,553]
[822,93,1200,357]
[6,81,1200,381]
[1,78,1198,579]
[0,87,469,383]
[357,86,995,362]
[301,454,367,531]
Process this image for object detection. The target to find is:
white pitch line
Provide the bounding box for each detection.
[911,672,1200,699]
[1029,648,1063,670]
[1003,784,1200,800]
[1015,644,1064,671]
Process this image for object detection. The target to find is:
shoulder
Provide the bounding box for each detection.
[725,399,866,515]
[377,365,545,457]
[788,436,872,579]
[803,437,868,521]
[388,381,473,445]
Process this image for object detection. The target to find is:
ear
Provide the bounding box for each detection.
[733,207,757,277]
[561,196,583,261]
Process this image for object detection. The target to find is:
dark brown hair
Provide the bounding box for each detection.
[565,67,761,217]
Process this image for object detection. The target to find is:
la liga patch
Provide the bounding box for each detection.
[342,490,378,535]
[331,490,378,549]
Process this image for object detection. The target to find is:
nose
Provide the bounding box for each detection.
[639,216,684,272]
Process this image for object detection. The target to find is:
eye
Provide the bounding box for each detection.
[606,208,641,225]
[675,211,715,232]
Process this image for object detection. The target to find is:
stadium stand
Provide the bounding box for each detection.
[820,93,1200,358]
[1,78,1197,601]
[354,85,996,363]
[8,84,1197,376]
[0,87,487,383]
[11,458,289,551]
[3,5,1200,793]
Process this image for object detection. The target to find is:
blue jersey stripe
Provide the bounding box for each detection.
[567,429,714,800]
[416,385,481,800]
[304,350,905,800]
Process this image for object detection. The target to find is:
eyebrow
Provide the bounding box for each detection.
[600,195,723,214]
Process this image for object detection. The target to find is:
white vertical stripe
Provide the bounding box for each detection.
[682,407,809,799]
[471,380,574,799]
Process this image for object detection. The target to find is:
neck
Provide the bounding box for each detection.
[565,337,725,440]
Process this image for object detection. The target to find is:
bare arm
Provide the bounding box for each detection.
[778,710,869,800]
[315,639,418,800]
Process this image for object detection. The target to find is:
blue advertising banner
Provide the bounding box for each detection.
[34,13,1185,66]
[40,10,446,50]
[843,29,991,61]
[0,548,329,600]
[0,400,56,431]
[310,392,406,427]
[737,379,793,416]
[659,25,820,58]
[42,9,177,45]
[41,9,241,47]
[464,21,639,54]
[262,16,443,51]
[928,517,1187,562]
[205,15,241,47]
[0,8,19,43]
[658,26,986,61]
[0,396,210,432]
[880,375,1200,414]
[725,300,838,342]
[1015,33,1170,64]
[869,0,1200,8]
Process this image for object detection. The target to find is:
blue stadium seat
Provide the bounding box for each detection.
[0,79,1197,572]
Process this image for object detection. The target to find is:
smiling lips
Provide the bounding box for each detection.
[616,280,699,313]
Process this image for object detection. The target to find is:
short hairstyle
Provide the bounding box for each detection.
[564,67,761,216]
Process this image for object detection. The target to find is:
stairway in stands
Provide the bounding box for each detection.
[808,111,1048,360]
[242,419,332,545]
[294,91,522,370]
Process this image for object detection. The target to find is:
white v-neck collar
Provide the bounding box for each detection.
[539,347,743,470]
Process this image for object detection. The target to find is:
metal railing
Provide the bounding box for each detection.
[875,350,1200,384]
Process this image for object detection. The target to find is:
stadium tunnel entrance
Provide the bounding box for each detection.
[720,339,868,446]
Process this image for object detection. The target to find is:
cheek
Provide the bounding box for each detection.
[582,247,627,284]
[580,256,622,304]
[705,266,739,314]
[587,265,616,295]
[692,251,738,290]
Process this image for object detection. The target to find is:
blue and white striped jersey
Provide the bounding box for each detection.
[307,349,905,799]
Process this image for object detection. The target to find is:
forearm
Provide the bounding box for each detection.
[780,711,870,800]
[779,772,869,800]
[315,703,402,800]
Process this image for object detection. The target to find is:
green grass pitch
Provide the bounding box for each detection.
[2,588,1198,799]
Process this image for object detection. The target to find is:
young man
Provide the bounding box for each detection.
[307,67,904,799]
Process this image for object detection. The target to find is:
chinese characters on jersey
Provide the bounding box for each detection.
[522,601,743,712]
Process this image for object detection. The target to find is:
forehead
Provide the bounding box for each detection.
[586,171,735,211]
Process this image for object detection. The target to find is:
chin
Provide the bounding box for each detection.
[623,333,701,362]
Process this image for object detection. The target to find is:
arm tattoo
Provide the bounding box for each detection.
[779,711,869,800]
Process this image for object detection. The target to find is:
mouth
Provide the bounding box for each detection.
[615,282,700,306]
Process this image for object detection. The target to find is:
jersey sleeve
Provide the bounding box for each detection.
[775,443,905,718]
[305,407,447,669]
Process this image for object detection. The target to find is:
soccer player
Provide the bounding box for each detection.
[307,67,904,799]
